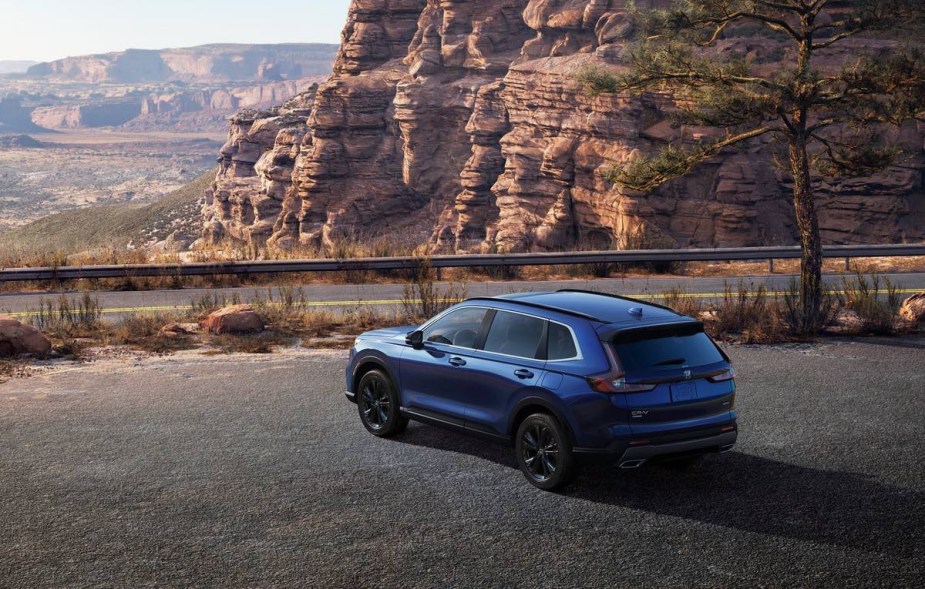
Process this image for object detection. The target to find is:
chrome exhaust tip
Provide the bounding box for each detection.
[619,459,646,469]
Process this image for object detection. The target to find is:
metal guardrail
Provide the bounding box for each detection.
[0,244,923,283]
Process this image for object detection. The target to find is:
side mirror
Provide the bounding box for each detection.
[406,330,425,350]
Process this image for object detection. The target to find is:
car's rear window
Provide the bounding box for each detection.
[612,329,724,373]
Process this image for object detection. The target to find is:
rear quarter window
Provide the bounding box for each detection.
[613,331,724,373]
[483,311,546,359]
[547,322,578,361]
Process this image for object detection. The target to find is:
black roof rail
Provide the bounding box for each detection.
[465,296,604,323]
[555,289,682,316]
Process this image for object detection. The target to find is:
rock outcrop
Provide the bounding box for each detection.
[900,293,925,323]
[0,316,52,358]
[200,0,925,253]
[200,305,265,335]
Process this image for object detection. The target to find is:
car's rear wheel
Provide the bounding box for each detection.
[515,413,577,490]
[357,369,407,437]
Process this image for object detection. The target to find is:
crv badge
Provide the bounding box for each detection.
[631,410,649,419]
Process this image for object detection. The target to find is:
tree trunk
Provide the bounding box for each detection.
[789,135,824,333]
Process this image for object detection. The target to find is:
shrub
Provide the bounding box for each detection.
[401,258,467,323]
[29,292,102,338]
[780,277,840,335]
[710,281,785,343]
[660,286,703,318]
[836,272,902,335]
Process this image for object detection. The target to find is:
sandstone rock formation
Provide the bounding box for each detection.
[0,316,52,358]
[200,305,265,335]
[200,0,925,253]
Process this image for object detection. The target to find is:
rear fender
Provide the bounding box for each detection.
[507,392,578,446]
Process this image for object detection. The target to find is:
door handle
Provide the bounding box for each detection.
[449,357,467,367]
[514,369,534,379]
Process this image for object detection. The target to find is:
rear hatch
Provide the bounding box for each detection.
[608,322,735,437]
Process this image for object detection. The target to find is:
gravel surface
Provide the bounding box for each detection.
[1,339,923,588]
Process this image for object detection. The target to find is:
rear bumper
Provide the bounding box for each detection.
[574,428,737,464]
[619,430,737,462]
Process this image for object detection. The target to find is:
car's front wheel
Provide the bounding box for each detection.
[357,369,408,437]
[515,413,577,490]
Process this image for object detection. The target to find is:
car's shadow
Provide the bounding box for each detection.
[395,423,923,556]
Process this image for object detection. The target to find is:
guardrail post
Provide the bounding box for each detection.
[845,257,851,272]
[768,259,775,273]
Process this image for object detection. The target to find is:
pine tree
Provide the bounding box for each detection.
[583,0,925,333]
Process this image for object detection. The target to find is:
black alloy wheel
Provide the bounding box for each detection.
[515,413,576,490]
[357,369,408,437]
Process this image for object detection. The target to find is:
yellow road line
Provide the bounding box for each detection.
[4,288,921,319]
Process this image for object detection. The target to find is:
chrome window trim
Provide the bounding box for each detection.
[481,308,584,363]
[416,304,584,361]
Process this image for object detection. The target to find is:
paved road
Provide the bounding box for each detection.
[2,272,923,319]
[1,339,924,587]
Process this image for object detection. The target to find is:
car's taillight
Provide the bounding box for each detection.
[587,375,657,393]
[707,367,736,383]
[589,344,656,393]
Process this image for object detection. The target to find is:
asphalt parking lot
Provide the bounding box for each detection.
[1,338,924,588]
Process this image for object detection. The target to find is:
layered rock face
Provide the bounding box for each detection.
[200,0,925,252]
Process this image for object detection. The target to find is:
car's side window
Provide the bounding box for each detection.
[483,311,546,360]
[547,322,579,361]
[422,307,488,348]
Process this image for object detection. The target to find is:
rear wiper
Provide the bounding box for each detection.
[653,357,686,366]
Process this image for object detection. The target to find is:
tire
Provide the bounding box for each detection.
[514,413,577,491]
[356,369,408,437]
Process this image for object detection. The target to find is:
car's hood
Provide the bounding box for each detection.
[358,325,419,341]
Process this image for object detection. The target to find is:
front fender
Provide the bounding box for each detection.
[348,347,402,395]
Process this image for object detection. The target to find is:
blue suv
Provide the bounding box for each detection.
[345,290,737,490]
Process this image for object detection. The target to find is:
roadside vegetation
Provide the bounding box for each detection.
[660,272,918,344]
[0,269,915,380]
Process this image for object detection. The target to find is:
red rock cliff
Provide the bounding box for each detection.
[199,0,925,252]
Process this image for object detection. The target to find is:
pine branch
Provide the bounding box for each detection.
[608,125,782,192]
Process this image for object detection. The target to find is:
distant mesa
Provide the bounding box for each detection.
[0,60,38,75]
[24,44,338,83]
[0,96,48,133]
[0,134,44,148]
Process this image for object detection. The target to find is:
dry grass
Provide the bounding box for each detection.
[711,281,788,344]
[836,272,903,335]
[659,286,704,318]
[682,256,925,278]
[4,231,923,295]
[0,360,29,384]
[401,258,468,324]
[29,292,103,339]
[205,332,293,355]
[108,314,197,354]
[657,272,916,343]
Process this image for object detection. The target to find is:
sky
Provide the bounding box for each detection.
[0,0,353,62]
